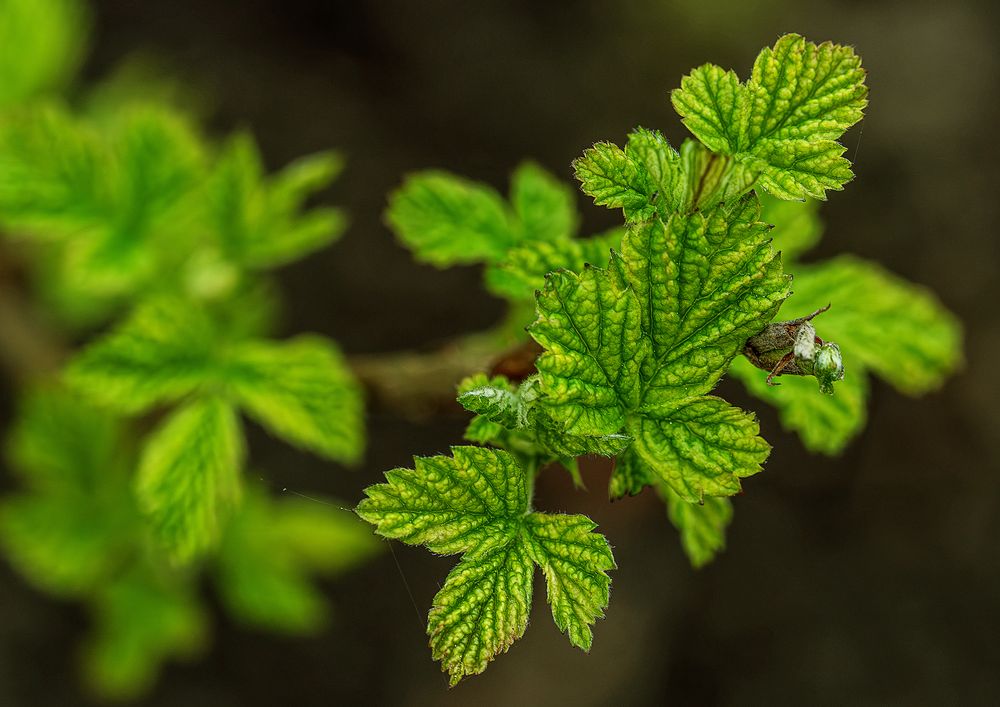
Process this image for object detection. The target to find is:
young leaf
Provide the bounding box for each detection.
[458,373,632,464]
[523,513,615,651]
[510,161,577,243]
[205,133,346,269]
[136,397,245,563]
[357,447,615,683]
[224,335,364,464]
[572,139,660,220]
[759,192,823,262]
[0,0,88,107]
[65,297,218,413]
[672,34,867,200]
[83,567,206,701]
[729,355,868,455]
[661,486,733,568]
[731,256,961,453]
[387,171,515,266]
[216,487,378,633]
[484,227,623,303]
[530,196,789,500]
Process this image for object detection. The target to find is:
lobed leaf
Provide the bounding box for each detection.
[672,34,867,200]
[358,447,615,683]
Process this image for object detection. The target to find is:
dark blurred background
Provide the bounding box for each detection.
[2,0,999,704]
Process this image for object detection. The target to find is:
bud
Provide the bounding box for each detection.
[813,343,845,395]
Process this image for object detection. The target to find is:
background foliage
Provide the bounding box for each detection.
[0,0,997,705]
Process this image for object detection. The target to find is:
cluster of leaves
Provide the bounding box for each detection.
[0,0,375,698]
[365,34,961,684]
[1,390,377,698]
[388,161,625,336]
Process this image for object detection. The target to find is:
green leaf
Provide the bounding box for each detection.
[224,335,364,464]
[205,133,346,268]
[83,567,206,701]
[5,388,124,492]
[484,227,623,302]
[661,485,733,568]
[216,487,378,633]
[759,192,823,262]
[608,447,653,500]
[531,263,647,437]
[629,397,770,500]
[573,140,658,220]
[0,493,134,597]
[731,256,960,453]
[387,170,515,266]
[530,197,788,500]
[65,297,217,413]
[0,390,137,595]
[729,355,868,455]
[510,161,577,243]
[358,447,615,683]
[358,446,527,557]
[0,0,88,107]
[136,397,244,563]
[523,513,615,651]
[429,540,534,686]
[672,34,867,200]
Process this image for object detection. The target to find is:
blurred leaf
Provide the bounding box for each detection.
[0,104,114,239]
[730,355,868,455]
[82,566,206,701]
[509,161,577,243]
[5,388,124,491]
[225,335,364,464]
[0,0,88,107]
[0,389,136,595]
[484,227,623,302]
[387,170,515,266]
[205,133,346,269]
[65,297,218,414]
[0,493,134,597]
[661,486,733,568]
[732,256,961,453]
[759,192,823,262]
[0,104,205,297]
[216,487,377,633]
[136,397,244,563]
